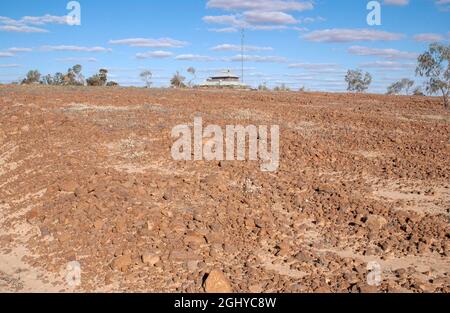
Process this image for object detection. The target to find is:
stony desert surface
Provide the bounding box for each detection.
[0,85,449,293]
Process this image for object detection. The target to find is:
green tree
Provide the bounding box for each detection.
[416,43,449,108]
[386,79,414,95]
[170,71,186,88]
[345,69,372,93]
[21,70,41,84]
[187,67,196,87]
[140,70,152,88]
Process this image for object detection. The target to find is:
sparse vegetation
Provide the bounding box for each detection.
[140,70,153,88]
[87,68,109,86]
[413,86,425,96]
[345,69,372,93]
[416,43,449,108]
[21,70,41,85]
[273,84,290,92]
[187,67,196,87]
[258,82,269,91]
[386,78,414,95]
[170,71,186,88]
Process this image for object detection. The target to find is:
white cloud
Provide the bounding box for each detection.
[413,33,445,42]
[206,0,314,12]
[288,63,341,71]
[211,44,273,51]
[109,38,188,48]
[0,25,48,33]
[41,45,112,52]
[0,52,14,58]
[56,57,98,63]
[6,47,32,53]
[361,61,416,70]
[243,11,298,24]
[227,54,287,63]
[204,0,313,31]
[0,64,21,68]
[175,54,217,62]
[208,27,239,33]
[301,16,326,24]
[348,46,418,60]
[384,0,409,6]
[0,14,71,33]
[136,51,174,59]
[20,15,69,25]
[303,29,405,42]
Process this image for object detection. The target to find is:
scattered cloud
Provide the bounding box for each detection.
[348,46,418,60]
[56,57,98,63]
[288,63,341,72]
[227,54,288,63]
[109,38,188,48]
[175,54,217,62]
[6,47,32,53]
[435,0,450,11]
[0,14,71,32]
[0,52,14,58]
[206,0,314,12]
[203,0,314,31]
[208,27,239,33]
[0,64,21,68]
[360,61,416,70]
[211,44,273,51]
[413,33,445,42]
[243,11,298,24]
[303,29,405,42]
[301,16,326,24]
[384,0,409,6]
[136,50,174,59]
[41,45,112,52]
[0,25,48,33]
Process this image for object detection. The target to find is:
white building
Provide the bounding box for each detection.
[199,70,248,89]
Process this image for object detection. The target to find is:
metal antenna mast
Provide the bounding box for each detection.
[241,28,244,84]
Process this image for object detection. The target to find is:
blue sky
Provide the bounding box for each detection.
[0,0,448,92]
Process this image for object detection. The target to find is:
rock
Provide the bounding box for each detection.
[142,254,160,266]
[93,219,104,230]
[366,215,387,232]
[184,231,206,245]
[187,260,199,272]
[248,283,263,293]
[111,255,132,272]
[204,269,233,293]
[58,179,79,193]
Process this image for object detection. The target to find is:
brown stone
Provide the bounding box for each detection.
[204,269,233,293]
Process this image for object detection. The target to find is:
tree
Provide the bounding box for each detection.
[53,72,64,85]
[187,67,196,87]
[41,74,53,85]
[386,79,414,95]
[21,70,41,84]
[99,69,108,85]
[413,86,425,96]
[140,70,152,88]
[274,84,290,91]
[106,81,119,87]
[345,69,372,93]
[64,64,84,86]
[416,43,449,108]
[87,69,108,86]
[170,71,186,88]
[258,82,269,91]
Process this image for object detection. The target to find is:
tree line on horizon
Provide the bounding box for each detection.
[15,43,449,108]
[20,64,118,87]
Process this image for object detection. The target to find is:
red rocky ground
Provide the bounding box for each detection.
[0,85,449,292]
